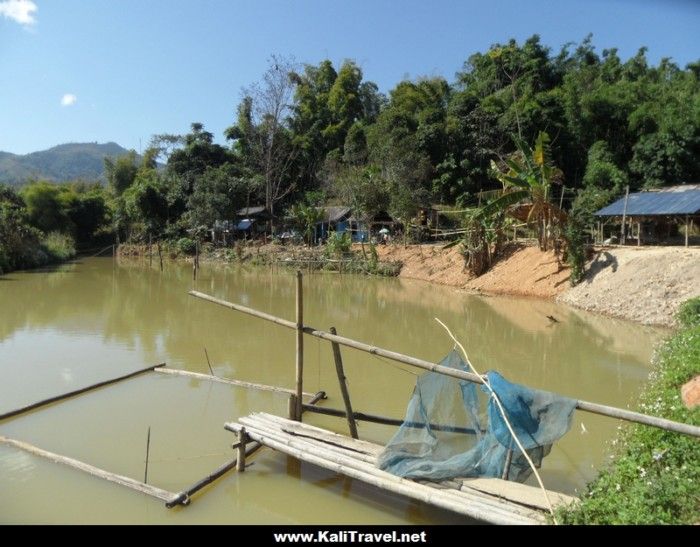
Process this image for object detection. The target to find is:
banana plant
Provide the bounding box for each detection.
[479,131,565,251]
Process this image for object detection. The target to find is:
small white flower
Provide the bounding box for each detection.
[615,484,621,492]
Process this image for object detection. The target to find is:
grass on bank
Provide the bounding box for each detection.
[0,231,76,274]
[558,297,700,524]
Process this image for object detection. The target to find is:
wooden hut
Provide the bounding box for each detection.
[594,184,700,246]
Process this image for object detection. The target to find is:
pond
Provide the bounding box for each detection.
[0,257,665,523]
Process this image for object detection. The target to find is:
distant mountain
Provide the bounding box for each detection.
[0,142,135,185]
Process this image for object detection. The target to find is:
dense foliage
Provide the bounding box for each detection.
[2,35,698,269]
[0,184,80,273]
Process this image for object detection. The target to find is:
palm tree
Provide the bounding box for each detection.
[480,131,565,251]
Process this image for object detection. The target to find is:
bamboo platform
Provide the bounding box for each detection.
[225,412,577,525]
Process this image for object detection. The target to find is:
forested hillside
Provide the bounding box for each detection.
[0,142,131,184]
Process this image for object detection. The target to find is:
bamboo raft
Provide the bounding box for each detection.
[225,412,577,525]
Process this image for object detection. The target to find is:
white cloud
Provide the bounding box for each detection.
[61,94,77,107]
[0,0,37,26]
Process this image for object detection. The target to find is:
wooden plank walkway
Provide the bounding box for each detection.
[225,413,576,525]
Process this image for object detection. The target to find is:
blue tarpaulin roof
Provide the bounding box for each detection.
[595,185,700,217]
[235,219,253,231]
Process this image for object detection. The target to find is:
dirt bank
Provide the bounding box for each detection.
[373,243,470,287]
[375,242,570,298]
[558,246,700,327]
[118,240,698,327]
[376,242,699,326]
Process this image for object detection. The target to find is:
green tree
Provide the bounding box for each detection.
[20,181,73,234]
[483,131,565,251]
[123,168,170,239]
[104,151,139,195]
[66,186,110,245]
[187,164,245,228]
[289,202,323,246]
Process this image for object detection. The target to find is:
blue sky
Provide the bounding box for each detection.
[1,0,698,154]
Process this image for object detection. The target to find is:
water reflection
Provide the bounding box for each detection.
[0,258,666,523]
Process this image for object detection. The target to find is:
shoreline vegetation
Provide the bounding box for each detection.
[558,298,700,524]
[117,239,699,329]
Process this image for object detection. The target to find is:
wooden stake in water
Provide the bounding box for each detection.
[330,326,358,439]
[295,271,304,421]
[204,347,215,376]
[144,426,151,484]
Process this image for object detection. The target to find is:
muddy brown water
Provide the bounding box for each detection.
[0,257,665,523]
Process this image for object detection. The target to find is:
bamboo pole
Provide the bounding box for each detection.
[501,448,513,480]
[685,214,689,247]
[237,415,542,523]
[637,221,641,246]
[165,392,325,508]
[295,270,304,421]
[287,394,298,421]
[301,403,481,435]
[204,348,214,376]
[154,367,315,398]
[188,290,700,438]
[0,435,181,505]
[165,450,248,508]
[225,421,541,524]
[238,413,553,518]
[236,429,247,472]
[0,363,166,422]
[144,426,151,484]
[329,327,358,439]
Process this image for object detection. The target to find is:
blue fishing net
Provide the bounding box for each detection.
[378,351,576,482]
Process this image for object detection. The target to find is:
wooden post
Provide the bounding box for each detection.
[149,234,153,267]
[295,270,304,421]
[236,428,247,472]
[193,240,198,281]
[637,221,641,246]
[330,327,359,439]
[501,448,513,480]
[685,215,689,247]
[144,426,151,484]
[287,394,298,420]
[157,242,163,271]
[620,185,629,244]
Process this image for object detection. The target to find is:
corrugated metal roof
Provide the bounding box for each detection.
[237,206,267,216]
[595,186,700,217]
[316,206,352,223]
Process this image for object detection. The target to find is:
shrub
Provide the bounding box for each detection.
[677,297,700,328]
[176,237,196,255]
[325,231,352,258]
[42,232,76,262]
[564,214,586,286]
